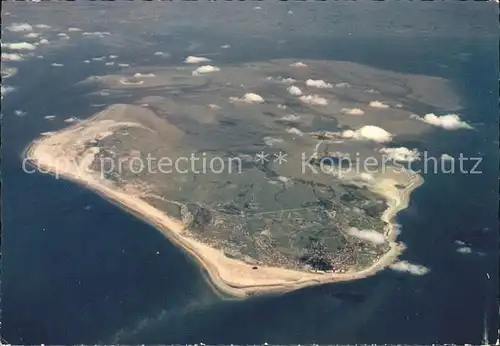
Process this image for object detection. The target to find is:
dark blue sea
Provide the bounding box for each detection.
[1,2,498,344]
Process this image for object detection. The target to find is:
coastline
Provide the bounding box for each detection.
[24,126,424,298]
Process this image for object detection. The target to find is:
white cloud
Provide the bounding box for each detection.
[457,246,472,254]
[34,24,51,29]
[15,110,27,117]
[306,79,333,89]
[185,56,211,64]
[68,27,82,32]
[230,93,265,104]
[82,31,111,37]
[280,77,296,84]
[154,51,169,57]
[280,114,300,121]
[24,32,41,38]
[84,60,91,63]
[7,23,33,32]
[1,85,16,98]
[2,42,37,50]
[389,261,429,276]
[440,153,454,161]
[44,115,56,120]
[286,127,304,136]
[64,117,78,123]
[346,227,386,244]
[118,63,130,67]
[221,44,231,49]
[109,55,118,59]
[105,62,115,66]
[51,63,64,67]
[192,65,220,75]
[134,73,156,78]
[342,125,392,143]
[359,173,375,182]
[299,94,328,106]
[287,85,302,96]
[335,82,350,88]
[380,147,420,162]
[263,136,283,146]
[38,39,50,45]
[290,61,307,67]
[412,113,473,130]
[1,53,24,61]
[341,108,364,115]
[369,100,390,109]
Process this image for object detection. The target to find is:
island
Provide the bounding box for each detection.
[26,59,459,298]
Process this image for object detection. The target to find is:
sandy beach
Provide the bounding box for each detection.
[24,109,424,298]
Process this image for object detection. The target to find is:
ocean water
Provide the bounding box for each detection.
[2,3,498,344]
